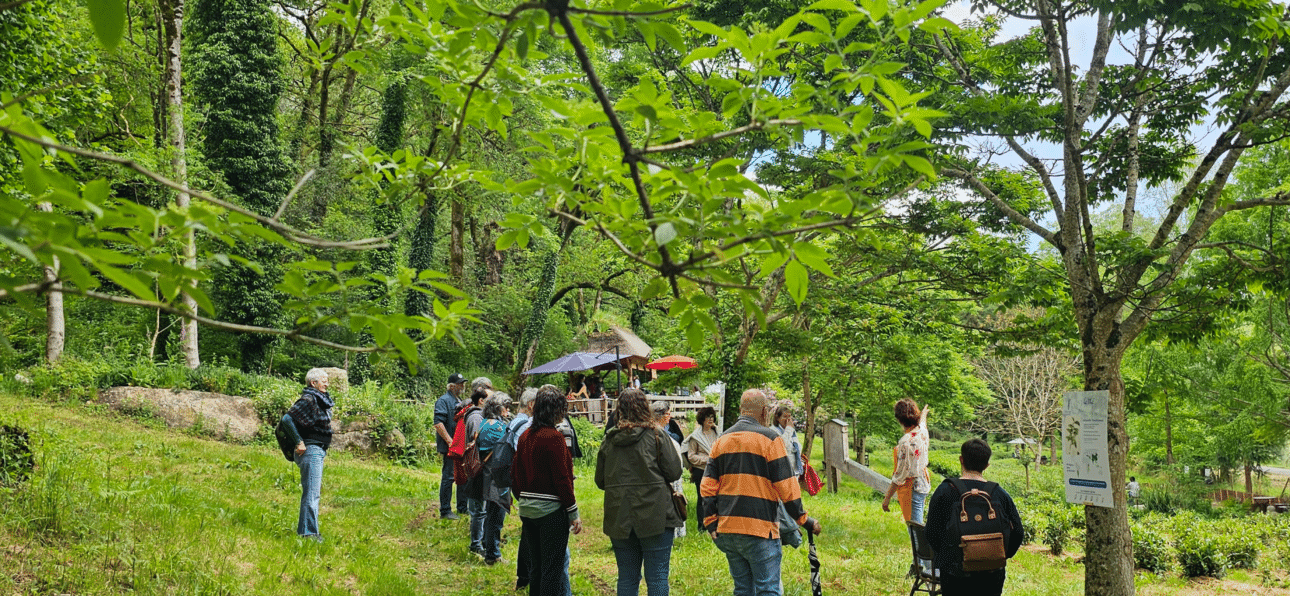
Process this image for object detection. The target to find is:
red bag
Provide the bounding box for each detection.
[803,462,823,496]
[446,405,475,459]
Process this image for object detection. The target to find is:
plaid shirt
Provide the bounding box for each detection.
[287,386,334,448]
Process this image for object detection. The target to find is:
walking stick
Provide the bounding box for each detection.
[808,530,822,596]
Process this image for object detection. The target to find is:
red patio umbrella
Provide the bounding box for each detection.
[646,355,697,370]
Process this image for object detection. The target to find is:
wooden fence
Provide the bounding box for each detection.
[821,418,890,494]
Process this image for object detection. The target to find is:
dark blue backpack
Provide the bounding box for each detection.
[484,423,521,489]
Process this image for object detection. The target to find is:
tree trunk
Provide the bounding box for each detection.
[1080,347,1134,596]
[1164,388,1174,465]
[38,202,63,363]
[161,0,199,368]
[1246,464,1254,499]
[449,199,465,280]
[802,354,816,459]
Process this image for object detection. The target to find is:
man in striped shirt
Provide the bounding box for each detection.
[702,389,823,595]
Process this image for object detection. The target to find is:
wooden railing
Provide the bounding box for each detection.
[822,418,890,494]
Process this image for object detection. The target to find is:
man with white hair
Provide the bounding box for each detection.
[278,368,335,542]
[434,372,468,520]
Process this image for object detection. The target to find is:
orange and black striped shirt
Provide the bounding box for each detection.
[700,415,807,538]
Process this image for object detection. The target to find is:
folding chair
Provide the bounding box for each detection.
[906,521,941,596]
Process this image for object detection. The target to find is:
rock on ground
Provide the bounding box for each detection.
[97,387,260,442]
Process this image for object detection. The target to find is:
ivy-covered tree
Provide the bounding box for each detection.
[188,0,295,371]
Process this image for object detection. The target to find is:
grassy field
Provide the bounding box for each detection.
[0,393,1286,595]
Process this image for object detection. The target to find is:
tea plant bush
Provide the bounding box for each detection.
[1130,516,1172,574]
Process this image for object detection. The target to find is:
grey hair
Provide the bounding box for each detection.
[519,388,538,410]
[651,400,670,421]
[471,376,494,394]
[484,393,512,419]
[305,368,329,386]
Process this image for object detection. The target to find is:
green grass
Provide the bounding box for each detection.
[0,394,1281,595]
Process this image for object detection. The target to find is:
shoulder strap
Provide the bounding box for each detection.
[947,478,967,497]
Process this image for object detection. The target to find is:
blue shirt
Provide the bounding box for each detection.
[478,418,507,453]
[508,413,532,449]
[434,391,462,454]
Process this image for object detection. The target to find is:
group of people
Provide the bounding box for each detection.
[281,370,1024,596]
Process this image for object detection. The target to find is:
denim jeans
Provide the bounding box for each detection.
[468,497,486,553]
[911,491,927,525]
[484,500,508,560]
[611,529,675,596]
[715,532,783,596]
[521,510,571,596]
[439,454,466,515]
[295,445,326,537]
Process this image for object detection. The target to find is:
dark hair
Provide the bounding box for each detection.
[773,405,793,427]
[1129,476,1136,482]
[961,438,992,473]
[696,406,716,428]
[894,398,920,428]
[470,388,488,405]
[532,384,567,428]
[615,388,653,427]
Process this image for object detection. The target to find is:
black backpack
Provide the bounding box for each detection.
[484,422,522,489]
[273,417,296,462]
[946,478,1011,572]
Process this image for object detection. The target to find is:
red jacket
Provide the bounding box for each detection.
[511,424,578,518]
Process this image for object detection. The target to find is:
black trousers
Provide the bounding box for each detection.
[521,509,570,596]
[940,569,1006,596]
[690,469,705,524]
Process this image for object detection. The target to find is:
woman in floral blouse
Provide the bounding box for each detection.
[881,398,931,523]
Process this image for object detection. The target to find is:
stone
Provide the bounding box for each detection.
[330,431,374,455]
[319,367,348,393]
[381,427,407,451]
[97,387,260,442]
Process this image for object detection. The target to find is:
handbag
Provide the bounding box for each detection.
[458,428,483,485]
[803,462,823,496]
[655,429,688,522]
[960,532,1007,571]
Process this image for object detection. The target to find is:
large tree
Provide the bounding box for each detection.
[931,2,1290,593]
[188,0,295,371]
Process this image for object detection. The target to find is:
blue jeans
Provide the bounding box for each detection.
[911,491,927,525]
[484,500,508,560]
[295,445,326,537]
[521,510,571,596]
[468,497,486,553]
[611,530,675,596]
[439,454,466,515]
[715,533,782,596]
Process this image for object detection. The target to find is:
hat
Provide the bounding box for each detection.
[448,372,467,384]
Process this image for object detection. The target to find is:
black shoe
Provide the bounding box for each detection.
[442,512,461,520]
[471,546,486,558]
[485,557,508,566]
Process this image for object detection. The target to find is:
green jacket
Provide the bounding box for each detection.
[595,425,684,540]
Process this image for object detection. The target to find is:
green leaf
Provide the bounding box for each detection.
[681,45,723,67]
[642,277,669,300]
[98,264,154,301]
[686,20,728,38]
[87,0,126,51]
[903,155,937,178]
[654,222,678,247]
[793,242,835,278]
[807,0,858,11]
[784,259,809,305]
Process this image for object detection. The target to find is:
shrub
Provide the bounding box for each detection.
[1174,516,1229,578]
[0,424,32,485]
[1131,519,1172,573]
[926,451,959,478]
[1041,502,1083,556]
[1215,523,1260,570]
